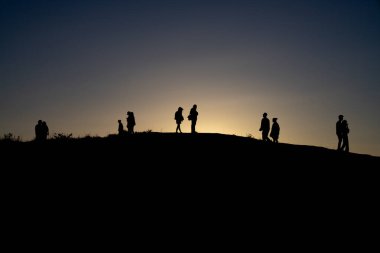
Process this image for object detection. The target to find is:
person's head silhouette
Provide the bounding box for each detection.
[339,115,344,120]
[263,112,267,118]
[178,107,183,111]
[273,117,277,122]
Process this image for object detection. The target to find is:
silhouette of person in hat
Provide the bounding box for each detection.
[126,111,136,134]
[336,115,344,150]
[270,118,280,143]
[259,112,271,142]
[175,107,184,133]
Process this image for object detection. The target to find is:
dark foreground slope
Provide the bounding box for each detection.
[2,133,379,242]
[2,132,378,168]
[3,132,379,202]
[3,133,379,209]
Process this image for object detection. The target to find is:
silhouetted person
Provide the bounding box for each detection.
[42,121,49,140]
[270,118,280,143]
[127,111,136,134]
[118,119,124,135]
[336,115,344,150]
[175,107,184,133]
[259,112,271,142]
[35,120,43,141]
[341,119,350,152]
[188,104,198,134]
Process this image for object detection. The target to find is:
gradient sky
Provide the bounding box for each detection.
[1,0,380,156]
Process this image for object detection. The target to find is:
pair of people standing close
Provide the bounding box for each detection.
[336,115,349,152]
[118,111,136,135]
[259,112,280,143]
[35,120,49,141]
[175,104,198,134]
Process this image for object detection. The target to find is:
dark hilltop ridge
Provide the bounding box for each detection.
[2,132,378,169]
[2,132,378,248]
[2,132,379,220]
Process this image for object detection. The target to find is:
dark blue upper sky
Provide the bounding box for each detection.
[1,0,380,155]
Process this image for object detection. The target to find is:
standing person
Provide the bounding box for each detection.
[118,120,124,136]
[126,111,136,134]
[42,121,49,140]
[188,104,198,134]
[35,120,43,141]
[270,118,280,143]
[175,107,184,133]
[259,112,271,142]
[341,119,350,152]
[336,115,344,150]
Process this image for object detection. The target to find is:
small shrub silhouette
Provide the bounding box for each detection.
[246,133,256,139]
[138,129,152,134]
[1,133,21,142]
[53,133,73,140]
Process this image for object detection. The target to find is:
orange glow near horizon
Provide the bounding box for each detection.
[8,84,378,157]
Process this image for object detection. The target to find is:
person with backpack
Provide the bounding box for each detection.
[174,107,184,133]
[188,104,198,134]
[270,118,280,143]
[126,111,136,134]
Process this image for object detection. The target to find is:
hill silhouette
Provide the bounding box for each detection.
[2,132,378,235]
[3,131,379,208]
[2,132,378,169]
